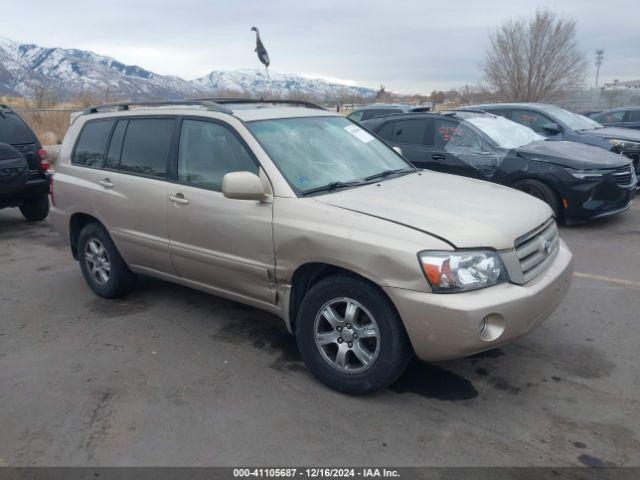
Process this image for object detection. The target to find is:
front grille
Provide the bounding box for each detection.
[613,165,634,187]
[514,218,559,283]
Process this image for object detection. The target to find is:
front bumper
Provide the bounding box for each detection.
[385,240,574,362]
[562,176,636,222]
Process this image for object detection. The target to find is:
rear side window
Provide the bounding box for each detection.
[376,122,395,140]
[104,120,128,170]
[119,119,174,178]
[0,113,37,145]
[392,119,430,145]
[72,120,114,167]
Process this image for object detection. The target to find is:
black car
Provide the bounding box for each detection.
[0,104,50,221]
[589,107,640,131]
[361,111,637,223]
[464,103,640,179]
[348,103,430,122]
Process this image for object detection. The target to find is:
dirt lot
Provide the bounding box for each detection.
[0,204,639,467]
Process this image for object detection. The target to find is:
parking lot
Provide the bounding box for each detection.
[0,204,638,467]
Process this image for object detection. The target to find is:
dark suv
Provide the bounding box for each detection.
[348,104,430,122]
[0,104,50,221]
[590,107,640,131]
[464,103,640,181]
[362,111,636,223]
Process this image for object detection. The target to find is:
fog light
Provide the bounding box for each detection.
[479,314,505,342]
[478,317,487,333]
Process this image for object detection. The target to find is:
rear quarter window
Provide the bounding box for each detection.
[72,120,115,167]
[0,113,38,145]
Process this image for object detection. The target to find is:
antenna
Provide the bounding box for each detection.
[595,49,604,87]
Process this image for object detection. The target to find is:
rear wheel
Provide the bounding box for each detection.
[512,179,560,217]
[19,196,49,221]
[78,223,137,298]
[296,274,412,394]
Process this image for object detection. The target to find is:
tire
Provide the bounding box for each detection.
[512,179,560,217]
[296,274,412,394]
[19,196,49,221]
[77,222,137,298]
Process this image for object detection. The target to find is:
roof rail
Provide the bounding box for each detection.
[189,97,327,111]
[82,100,233,115]
[452,108,490,114]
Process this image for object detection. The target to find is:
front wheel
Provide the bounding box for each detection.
[296,274,412,394]
[512,179,560,218]
[19,196,49,221]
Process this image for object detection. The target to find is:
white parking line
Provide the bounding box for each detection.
[574,272,640,289]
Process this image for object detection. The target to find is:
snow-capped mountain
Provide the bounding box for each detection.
[0,38,375,100]
[194,69,376,99]
[0,38,200,99]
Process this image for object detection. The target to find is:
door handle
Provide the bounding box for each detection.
[168,193,189,205]
[431,154,446,161]
[98,178,114,188]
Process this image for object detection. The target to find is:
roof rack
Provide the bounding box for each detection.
[451,108,490,114]
[82,100,233,115]
[189,97,327,111]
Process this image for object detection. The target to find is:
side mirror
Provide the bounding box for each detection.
[392,146,403,156]
[222,171,269,202]
[542,122,562,134]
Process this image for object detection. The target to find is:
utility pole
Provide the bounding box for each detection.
[595,49,604,87]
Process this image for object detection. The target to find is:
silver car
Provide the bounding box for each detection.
[50,99,574,393]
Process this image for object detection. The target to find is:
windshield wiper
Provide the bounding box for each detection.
[301,180,364,196]
[364,167,415,181]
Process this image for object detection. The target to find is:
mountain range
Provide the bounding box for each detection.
[0,38,376,101]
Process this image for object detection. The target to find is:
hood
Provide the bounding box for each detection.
[313,171,552,250]
[579,127,640,143]
[516,140,629,169]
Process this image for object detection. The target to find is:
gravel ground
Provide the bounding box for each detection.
[0,203,638,467]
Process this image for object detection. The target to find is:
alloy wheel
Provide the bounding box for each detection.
[84,238,111,286]
[313,297,380,374]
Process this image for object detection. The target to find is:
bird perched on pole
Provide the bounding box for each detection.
[250,26,270,79]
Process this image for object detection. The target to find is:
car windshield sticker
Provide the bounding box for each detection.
[345,124,374,143]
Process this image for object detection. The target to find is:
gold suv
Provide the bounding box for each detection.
[50,99,574,393]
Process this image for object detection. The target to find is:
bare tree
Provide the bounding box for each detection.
[482,9,587,101]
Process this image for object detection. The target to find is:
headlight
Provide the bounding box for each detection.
[608,138,640,152]
[565,168,606,180]
[418,250,508,293]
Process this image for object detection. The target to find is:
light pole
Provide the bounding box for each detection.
[595,49,604,87]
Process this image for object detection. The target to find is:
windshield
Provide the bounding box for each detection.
[466,116,545,149]
[247,116,413,194]
[541,105,603,131]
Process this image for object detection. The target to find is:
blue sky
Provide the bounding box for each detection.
[4,0,639,93]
